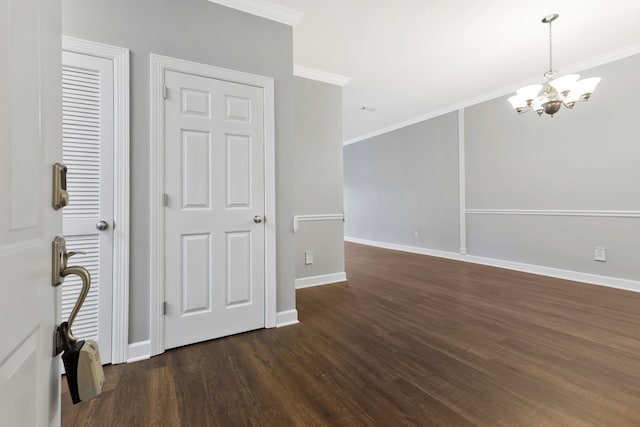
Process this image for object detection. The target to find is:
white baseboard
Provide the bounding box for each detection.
[127,311,299,360]
[275,309,299,328]
[127,340,151,363]
[344,236,640,294]
[295,272,347,289]
[345,237,464,261]
[127,309,297,362]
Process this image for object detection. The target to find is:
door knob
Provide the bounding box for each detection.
[253,215,264,224]
[96,220,109,231]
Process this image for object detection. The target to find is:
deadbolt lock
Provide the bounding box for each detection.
[52,163,69,210]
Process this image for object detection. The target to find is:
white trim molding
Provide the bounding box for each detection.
[293,65,351,87]
[62,36,131,365]
[207,0,304,27]
[149,54,277,357]
[343,41,640,146]
[344,236,640,294]
[465,209,640,218]
[345,237,463,263]
[276,309,299,327]
[127,341,150,364]
[296,272,347,289]
[457,109,466,255]
[293,213,344,233]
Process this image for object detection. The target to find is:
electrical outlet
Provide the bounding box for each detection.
[414,231,419,238]
[304,250,313,265]
[594,247,607,262]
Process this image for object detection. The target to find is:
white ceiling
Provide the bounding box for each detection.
[255,0,640,142]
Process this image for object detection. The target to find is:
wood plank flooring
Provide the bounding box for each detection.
[62,242,640,426]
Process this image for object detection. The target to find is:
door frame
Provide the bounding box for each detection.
[62,36,131,364]
[149,54,277,357]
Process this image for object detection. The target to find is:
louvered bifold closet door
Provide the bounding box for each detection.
[61,51,114,364]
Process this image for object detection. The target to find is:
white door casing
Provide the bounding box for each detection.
[62,37,130,364]
[149,54,276,356]
[164,71,265,349]
[62,51,114,364]
[0,0,61,425]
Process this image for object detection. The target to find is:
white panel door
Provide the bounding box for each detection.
[164,70,265,349]
[61,51,114,364]
[0,0,62,425]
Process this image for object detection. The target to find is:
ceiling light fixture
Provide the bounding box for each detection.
[508,14,601,117]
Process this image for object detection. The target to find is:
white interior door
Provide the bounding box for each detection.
[164,70,265,349]
[61,51,114,364]
[0,0,62,425]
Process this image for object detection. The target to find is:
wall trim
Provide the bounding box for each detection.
[465,209,640,218]
[127,341,150,364]
[275,309,299,327]
[206,0,304,27]
[293,65,351,86]
[62,36,130,365]
[296,272,347,289]
[457,109,466,255]
[149,54,277,357]
[345,237,464,263]
[343,41,640,146]
[344,236,640,294]
[293,213,344,232]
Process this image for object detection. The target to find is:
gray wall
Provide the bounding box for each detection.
[344,53,640,283]
[465,53,640,281]
[63,0,297,343]
[294,77,345,279]
[344,112,460,252]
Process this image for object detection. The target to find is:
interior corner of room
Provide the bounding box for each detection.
[343,52,640,294]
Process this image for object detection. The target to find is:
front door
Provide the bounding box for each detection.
[0,0,62,425]
[61,50,114,364]
[164,70,265,349]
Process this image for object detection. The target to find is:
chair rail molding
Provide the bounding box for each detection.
[465,209,640,218]
[293,213,345,233]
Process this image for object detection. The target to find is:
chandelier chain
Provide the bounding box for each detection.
[548,20,553,73]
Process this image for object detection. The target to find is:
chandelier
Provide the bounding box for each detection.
[508,14,601,117]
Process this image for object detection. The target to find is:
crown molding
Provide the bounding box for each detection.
[207,0,304,27]
[294,65,351,86]
[344,41,640,146]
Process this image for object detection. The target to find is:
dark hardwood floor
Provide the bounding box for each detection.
[63,242,640,426]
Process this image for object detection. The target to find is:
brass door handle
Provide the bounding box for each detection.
[52,236,92,354]
[60,265,91,346]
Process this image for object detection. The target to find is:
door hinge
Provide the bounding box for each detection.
[163,302,167,315]
[163,193,169,207]
[162,85,168,100]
